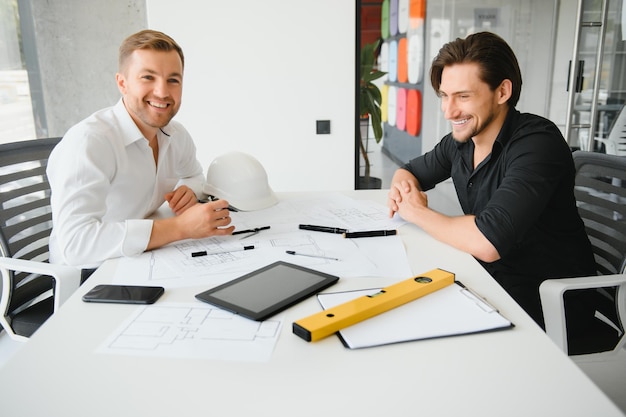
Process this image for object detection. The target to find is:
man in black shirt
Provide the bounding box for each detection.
[387,32,596,328]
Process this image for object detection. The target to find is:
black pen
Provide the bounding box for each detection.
[232,226,271,235]
[191,245,255,257]
[197,195,220,203]
[197,196,237,211]
[299,224,348,234]
[342,230,397,238]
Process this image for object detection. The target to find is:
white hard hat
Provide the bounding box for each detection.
[203,151,278,211]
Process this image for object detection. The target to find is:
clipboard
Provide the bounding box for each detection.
[316,281,513,349]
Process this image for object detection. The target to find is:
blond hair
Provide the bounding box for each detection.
[118,29,184,72]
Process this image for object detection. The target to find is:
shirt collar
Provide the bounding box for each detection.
[114,99,146,146]
[494,107,519,147]
[113,98,173,147]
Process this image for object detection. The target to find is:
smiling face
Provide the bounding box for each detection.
[438,62,510,145]
[116,49,183,140]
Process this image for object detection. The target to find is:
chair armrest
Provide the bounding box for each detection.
[0,257,81,311]
[539,274,626,353]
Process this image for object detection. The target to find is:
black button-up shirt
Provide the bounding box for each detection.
[402,108,596,324]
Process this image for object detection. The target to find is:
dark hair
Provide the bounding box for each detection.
[119,29,184,72]
[430,32,522,107]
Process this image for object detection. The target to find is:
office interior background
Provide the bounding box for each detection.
[0,0,625,410]
[1,0,625,190]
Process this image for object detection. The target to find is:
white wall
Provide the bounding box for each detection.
[146,0,356,192]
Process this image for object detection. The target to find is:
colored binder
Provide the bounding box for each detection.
[292,268,455,342]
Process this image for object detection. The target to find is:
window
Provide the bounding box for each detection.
[0,0,38,144]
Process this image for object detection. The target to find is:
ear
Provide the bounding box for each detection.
[116,73,126,95]
[497,79,513,104]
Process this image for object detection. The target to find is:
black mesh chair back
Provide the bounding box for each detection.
[573,151,626,275]
[565,151,626,354]
[0,137,61,337]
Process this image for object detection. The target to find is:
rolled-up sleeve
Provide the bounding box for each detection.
[402,136,456,191]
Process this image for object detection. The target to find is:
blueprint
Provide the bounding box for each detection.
[97,302,282,362]
[112,194,412,288]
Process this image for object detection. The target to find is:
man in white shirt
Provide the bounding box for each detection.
[47,30,234,273]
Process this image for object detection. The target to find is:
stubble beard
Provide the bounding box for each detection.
[451,111,495,144]
[138,100,178,130]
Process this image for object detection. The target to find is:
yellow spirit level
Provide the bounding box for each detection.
[292,268,455,342]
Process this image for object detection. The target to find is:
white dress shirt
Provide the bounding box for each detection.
[47,99,204,268]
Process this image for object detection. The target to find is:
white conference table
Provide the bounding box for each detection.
[0,189,623,417]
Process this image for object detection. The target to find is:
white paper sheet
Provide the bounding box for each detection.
[317,282,513,349]
[112,195,412,288]
[96,302,282,362]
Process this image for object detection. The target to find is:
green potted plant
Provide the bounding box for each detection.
[358,40,386,189]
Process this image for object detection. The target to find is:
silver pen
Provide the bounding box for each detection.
[459,284,498,312]
[285,250,339,261]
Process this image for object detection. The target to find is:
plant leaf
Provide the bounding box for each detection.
[359,41,385,146]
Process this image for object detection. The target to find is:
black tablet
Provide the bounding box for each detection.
[195,261,339,321]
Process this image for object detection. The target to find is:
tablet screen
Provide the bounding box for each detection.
[195,261,339,321]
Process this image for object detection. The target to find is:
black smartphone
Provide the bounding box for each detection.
[82,284,164,304]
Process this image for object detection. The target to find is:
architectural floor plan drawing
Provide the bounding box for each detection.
[111,194,413,288]
[97,303,282,362]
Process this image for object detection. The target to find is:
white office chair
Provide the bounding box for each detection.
[539,151,626,358]
[0,138,81,342]
[540,274,626,357]
[595,104,626,156]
